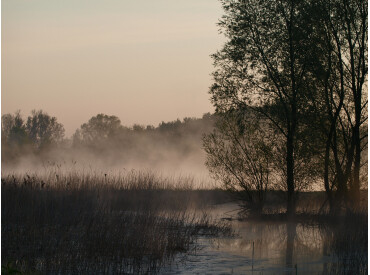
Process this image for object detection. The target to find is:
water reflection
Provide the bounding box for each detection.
[285,222,296,273]
[164,204,367,274]
[216,221,326,274]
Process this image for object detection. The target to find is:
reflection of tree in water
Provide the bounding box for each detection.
[210,219,366,274]
[285,222,296,272]
[272,222,324,270]
[209,222,286,261]
[285,221,367,274]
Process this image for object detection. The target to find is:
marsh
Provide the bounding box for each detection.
[2,170,367,274]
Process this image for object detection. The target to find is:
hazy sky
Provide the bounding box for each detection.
[2,0,224,136]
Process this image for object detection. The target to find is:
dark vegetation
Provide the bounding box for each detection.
[203,1,368,272]
[2,170,232,274]
[205,0,367,217]
[323,209,368,274]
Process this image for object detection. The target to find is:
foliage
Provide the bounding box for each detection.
[203,107,273,213]
[73,113,123,145]
[207,0,367,214]
[2,111,29,148]
[304,0,368,209]
[26,110,65,149]
[2,110,65,161]
[209,0,323,214]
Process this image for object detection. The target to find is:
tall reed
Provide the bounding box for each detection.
[2,170,232,274]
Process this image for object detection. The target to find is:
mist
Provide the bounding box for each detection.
[1,110,217,187]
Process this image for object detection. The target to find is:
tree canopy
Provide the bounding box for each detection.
[73,114,123,145]
[206,0,367,214]
[26,110,65,149]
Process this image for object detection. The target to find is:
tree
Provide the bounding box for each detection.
[210,0,319,215]
[209,0,367,214]
[203,107,273,214]
[1,111,30,161]
[73,114,122,145]
[323,0,367,206]
[2,111,28,147]
[26,110,65,149]
[302,0,368,210]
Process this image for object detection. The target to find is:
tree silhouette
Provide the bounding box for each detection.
[2,111,29,148]
[210,0,321,215]
[208,0,367,214]
[26,110,65,149]
[311,0,367,209]
[203,107,273,214]
[73,114,122,145]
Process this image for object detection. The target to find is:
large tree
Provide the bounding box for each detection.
[306,0,368,209]
[210,0,318,215]
[209,0,367,214]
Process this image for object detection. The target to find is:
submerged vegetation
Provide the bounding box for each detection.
[2,170,232,274]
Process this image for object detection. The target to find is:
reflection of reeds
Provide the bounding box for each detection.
[235,191,367,275]
[2,171,232,274]
[322,209,368,275]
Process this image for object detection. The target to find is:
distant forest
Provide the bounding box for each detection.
[1,110,215,174]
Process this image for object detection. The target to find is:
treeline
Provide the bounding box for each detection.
[1,110,215,172]
[2,110,65,159]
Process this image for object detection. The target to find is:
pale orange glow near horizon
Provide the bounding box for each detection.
[2,0,224,136]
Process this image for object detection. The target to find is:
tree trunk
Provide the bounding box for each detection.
[351,106,361,205]
[286,129,295,217]
[324,139,334,212]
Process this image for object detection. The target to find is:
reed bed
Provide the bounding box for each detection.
[2,170,232,274]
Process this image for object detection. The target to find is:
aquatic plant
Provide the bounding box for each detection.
[2,171,232,274]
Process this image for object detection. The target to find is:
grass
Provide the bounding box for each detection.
[2,170,232,274]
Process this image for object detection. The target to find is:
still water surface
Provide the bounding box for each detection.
[163,203,349,275]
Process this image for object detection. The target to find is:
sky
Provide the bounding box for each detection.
[2,0,225,136]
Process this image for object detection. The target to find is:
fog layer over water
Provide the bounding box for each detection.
[2,114,216,187]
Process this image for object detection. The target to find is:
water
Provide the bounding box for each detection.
[162,203,363,275]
